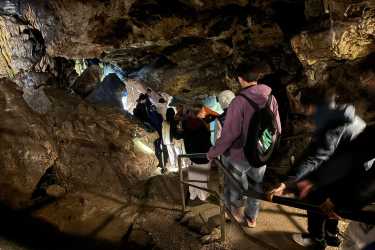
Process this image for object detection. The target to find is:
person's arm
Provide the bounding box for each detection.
[294,125,346,181]
[207,98,246,160]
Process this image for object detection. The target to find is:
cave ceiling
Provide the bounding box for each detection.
[0,0,374,102]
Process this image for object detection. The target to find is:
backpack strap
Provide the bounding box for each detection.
[267,94,273,107]
[238,93,259,111]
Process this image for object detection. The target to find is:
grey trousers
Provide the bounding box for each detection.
[221,156,266,220]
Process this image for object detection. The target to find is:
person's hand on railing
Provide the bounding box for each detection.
[296,180,314,199]
[267,182,288,201]
[268,179,315,201]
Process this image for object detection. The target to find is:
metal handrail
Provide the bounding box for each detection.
[177,153,375,242]
[178,153,226,241]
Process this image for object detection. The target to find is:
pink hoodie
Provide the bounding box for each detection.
[207,84,281,163]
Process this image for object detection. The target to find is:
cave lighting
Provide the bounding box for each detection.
[133,138,154,155]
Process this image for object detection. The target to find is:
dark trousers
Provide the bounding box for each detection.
[306,190,338,239]
[154,138,167,170]
[307,211,338,239]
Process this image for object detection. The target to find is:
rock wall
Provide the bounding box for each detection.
[0,78,158,209]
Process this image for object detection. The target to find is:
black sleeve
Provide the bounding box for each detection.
[294,126,346,181]
[332,165,375,210]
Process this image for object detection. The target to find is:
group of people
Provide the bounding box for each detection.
[131,63,374,249]
[200,63,374,249]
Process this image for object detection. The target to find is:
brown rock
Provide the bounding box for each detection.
[0,16,45,78]
[128,229,154,248]
[292,2,375,63]
[46,184,66,198]
[200,227,221,244]
[0,78,158,208]
[72,65,101,97]
[0,79,57,209]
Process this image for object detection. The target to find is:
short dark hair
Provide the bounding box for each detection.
[138,93,147,100]
[234,62,271,82]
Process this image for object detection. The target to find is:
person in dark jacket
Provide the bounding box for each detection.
[268,86,367,249]
[133,94,149,124]
[298,124,375,209]
[182,109,212,165]
[183,108,212,201]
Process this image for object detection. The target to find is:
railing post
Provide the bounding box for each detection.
[218,160,226,242]
[178,156,186,215]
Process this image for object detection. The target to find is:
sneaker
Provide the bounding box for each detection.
[325,232,341,247]
[292,233,326,249]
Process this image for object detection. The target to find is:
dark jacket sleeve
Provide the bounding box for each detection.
[294,126,346,181]
[305,150,354,189]
[331,164,375,210]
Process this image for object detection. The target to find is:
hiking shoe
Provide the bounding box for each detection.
[292,233,326,249]
[325,232,341,247]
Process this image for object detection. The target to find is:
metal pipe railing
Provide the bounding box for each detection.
[214,157,375,224]
[177,153,375,242]
[178,153,226,241]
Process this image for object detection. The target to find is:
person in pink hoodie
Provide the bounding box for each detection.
[207,63,281,228]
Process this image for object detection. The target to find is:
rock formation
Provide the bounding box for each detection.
[0,0,374,248]
[0,78,158,210]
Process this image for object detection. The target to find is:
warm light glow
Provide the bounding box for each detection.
[133,138,154,154]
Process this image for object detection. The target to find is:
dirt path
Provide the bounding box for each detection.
[0,174,346,250]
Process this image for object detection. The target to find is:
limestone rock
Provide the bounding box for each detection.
[0,79,57,209]
[127,229,154,248]
[22,87,52,114]
[179,0,248,10]
[200,227,221,244]
[33,192,139,243]
[86,73,126,110]
[15,72,53,114]
[46,89,158,195]
[72,65,101,98]
[0,78,158,208]
[292,0,375,85]
[46,184,66,198]
[0,15,45,78]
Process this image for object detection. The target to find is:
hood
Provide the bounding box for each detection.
[240,84,272,107]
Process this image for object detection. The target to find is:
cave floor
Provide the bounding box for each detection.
[0,172,347,250]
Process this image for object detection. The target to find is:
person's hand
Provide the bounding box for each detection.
[197,107,219,119]
[296,180,314,199]
[320,198,341,220]
[207,154,213,161]
[267,182,287,201]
